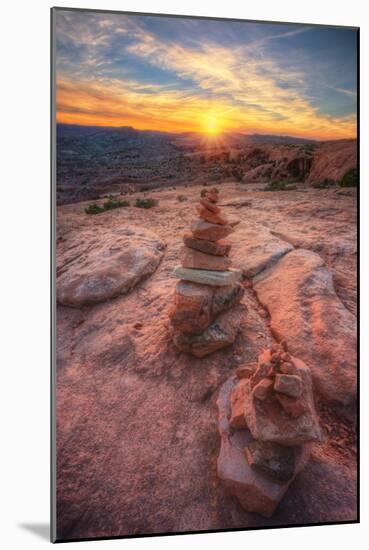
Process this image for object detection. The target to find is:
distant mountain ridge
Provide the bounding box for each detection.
[57,123,323,144]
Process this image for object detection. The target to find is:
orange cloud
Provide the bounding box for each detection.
[56,74,356,140]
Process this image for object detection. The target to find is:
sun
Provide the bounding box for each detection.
[202,112,223,136]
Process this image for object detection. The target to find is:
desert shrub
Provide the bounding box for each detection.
[340,169,357,188]
[85,199,130,215]
[311,179,335,189]
[200,188,208,197]
[264,181,297,191]
[85,203,105,215]
[103,198,130,210]
[134,198,158,209]
[177,194,187,202]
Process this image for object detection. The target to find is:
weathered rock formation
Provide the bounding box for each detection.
[57,226,166,307]
[253,249,357,409]
[217,342,321,517]
[170,188,244,356]
[306,140,357,185]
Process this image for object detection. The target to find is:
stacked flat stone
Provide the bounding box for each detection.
[170,188,244,357]
[217,341,322,517]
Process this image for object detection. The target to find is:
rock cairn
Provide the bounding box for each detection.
[217,341,322,517]
[170,188,245,357]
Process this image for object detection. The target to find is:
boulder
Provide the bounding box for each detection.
[181,247,231,271]
[217,377,311,518]
[173,266,242,286]
[191,220,234,241]
[230,223,293,278]
[170,281,244,334]
[183,233,231,257]
[57,226,165,307]
[244,350,322,446]
[171,305,245,357]
[253,249,357,408]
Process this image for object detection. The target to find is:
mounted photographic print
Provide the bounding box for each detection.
[51,7,359,543]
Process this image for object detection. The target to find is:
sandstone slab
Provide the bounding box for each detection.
[57,226,165,307]
[191,220,234,242]
[217,377,311,518]
[244,351,322,446]
[170,281,244,334]
[181,246,231,271]
[173,266,242,286]
[253,249,357,409]
[183,233,231,257]
[230,223,293,277]
[171,305,245,357]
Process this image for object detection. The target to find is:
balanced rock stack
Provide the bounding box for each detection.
[217,341,322,517]
[170,188,245,358]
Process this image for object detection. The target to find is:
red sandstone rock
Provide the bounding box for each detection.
[275,393,306,418]
[252,378,274,401]
[191,220,234,241]
[200,197,220,213]
[170,281,244,334]
[181,246,231,271]
[57,226,165,307]
[229,379,248,429]
[217,377,311,518]
[280,361,298,375]
[196,204,229,225]
[183,233,231,256]
[171,304,245,357]
[169,281,213,334]
[244,350,322,446]
[253,249,357,409]
[236,364,256,379]
[274,374,303,398]
[207,189,219,203]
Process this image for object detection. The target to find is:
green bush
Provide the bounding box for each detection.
[85,198,130,215]
[85,203,105,215]
[263,181,297,191]
[177,194,187,202]
[134,198,158,209]
[103,198,130,210]
[340,169,357,188]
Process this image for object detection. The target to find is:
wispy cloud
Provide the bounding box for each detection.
[55,11,357,139]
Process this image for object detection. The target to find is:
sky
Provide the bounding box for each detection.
[55,9,358,140]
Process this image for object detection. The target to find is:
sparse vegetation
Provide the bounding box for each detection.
[85,198,130,215]
[177,194,187,202]
[134,198,158,209]
[104,198,130,210]
[85,203,105,215]
[200,189,208,197]
[263,181,297,191]
[340,169,357,188]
